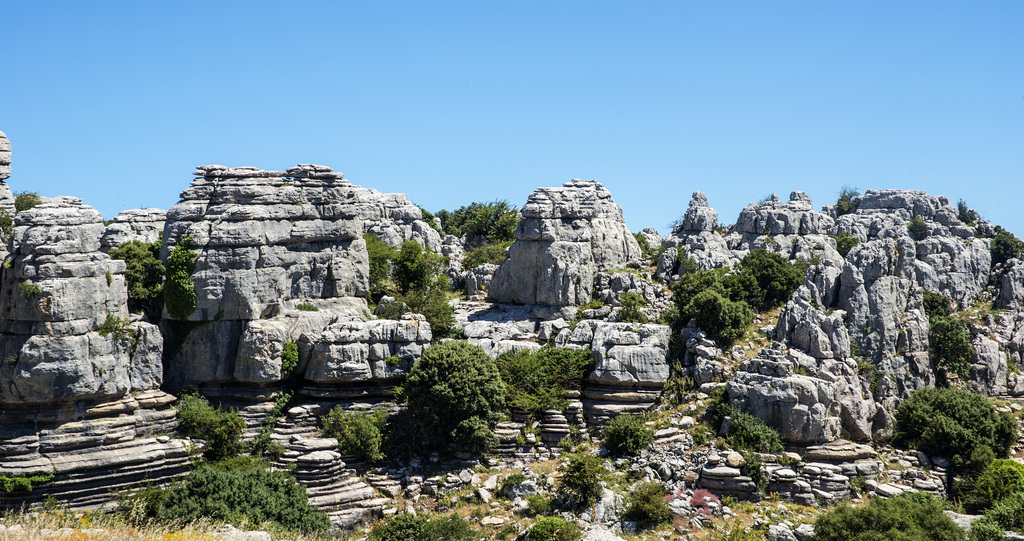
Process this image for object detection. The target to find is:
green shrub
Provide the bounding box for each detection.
[462,240,512,269]
[17,280,41,298]
[0,210,12,243]
[813,492,964,541]
[401,341,505,455]
[437,200,518,242]
[280,341,299,375]
[603,414,654,456]
[365,233,399,301]
[971,491,1024,541]
[295,302,319,312]
[962,459,1024,514]
[526,494,554,516]
[958,199,975,226]
[726,412,784,453]
[496,347,593,417]
[321,407,386,463]
[930,315,975,379]
[0,472,53,492]
[557,452,605,509]
[370,237,458,339]
[500,473,528,495]
[14,191,42,212]
[896,387,1016,477]
[908,215,928,240]
[164,236,197,319]
[741,451,769,492]
[734,248,803,312]
[835,187,860,216]
[108,240,164,317]
[175,393,245,461]
[370,513,476,541]
[98,313,133,342]
[250,392,292,460]
[392,240,441,295]
[683,289,752,348]
[992,227,1024,266]
[156,462,329,534]
[527,516,583,541]
[831,232,860,258]
[923,290,953,319]
[622,481,672,531]
[617,292,648,324]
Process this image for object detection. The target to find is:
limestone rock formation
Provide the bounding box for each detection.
[100,208,166,251]
[0,129,10,181]
[489,179,642,306]
[660,192,735,277]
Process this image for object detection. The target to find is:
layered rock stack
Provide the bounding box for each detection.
[660,192,735,277]
[100,208,166,251]
[0,197,187,510]
[0,129,10,182]
[489,179,642,307]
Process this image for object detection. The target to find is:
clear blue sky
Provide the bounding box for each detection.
[2,1,1022,236]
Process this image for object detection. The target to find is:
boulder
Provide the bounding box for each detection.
[100,208,166,251]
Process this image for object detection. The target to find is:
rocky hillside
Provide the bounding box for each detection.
[1,127,1023,540]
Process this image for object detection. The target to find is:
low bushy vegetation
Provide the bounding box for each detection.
[895,387,1016,478]
[497,347,593,417]
[527,516,583,541]
[14,190,42,212]
[557,452,605,509]
[281,341,298,375]
[617,291,649,324]
[831,231,859,258]
[930,314,976,379]
[961,458,1024,514]
[175,393,245,461]
[321,406,387,463]
[603,413,654,456]
[369,512,476,541]
[462,240,512,269]
[436,200,518,243]
[164,236,197,320]
[992,226,1024,266]
[813,492,964,541]
[108,239,165,317]
[908,215,928,240]
[835,186,860,216]
[622,481,673,531]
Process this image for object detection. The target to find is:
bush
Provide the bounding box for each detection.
[623,481,672,531]
[527,516,583,541]
[164,236,197,319]
[365,233,399,301]
[17,281,41,298]
[462,240,512,269]
[923,290,953,319]
[992,227,1024,266]
[98,313,133,342]
[557,452,605,509]
[295,302,318,312]
[908,215,929,240]
[437,200,519,242]
[108,240,165,317]
[281,341,298,375]
[175,393,245,461]
[958,199,975,226]
[971,492,1024,541]
[370,513,476,541]
[603,413,654,456]
[617,292,649,324]
[14,191,42,213]
[496,347,593,417]
[813,492,964,541]
[835,187,860,216]
[831,232,859,258]
[0,210,12,243]
[370,237,458,339]
[321,406,386,463]
[156,462,329,534]
[0,472,53,493]
[896,387,1016,477]
[930,315,975,379]
[683,289,753,348]
[392,240,442,295]
[962,459,1024,514]
[736,249,803,312]
[726,412,784,453]
[401,341,505,455]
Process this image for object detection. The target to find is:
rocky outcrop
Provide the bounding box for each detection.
[348,187,442,252]
[0,129,10,181]
[489,179,642,307]
[100,208,166,251]
[660,192,735,275]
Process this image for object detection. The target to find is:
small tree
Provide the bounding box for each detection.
[683,289,752,348]
[603,413,654,456]
[175,393,245,461]
[108,240,165,317]
[617,292,648,324]
[835,186,860,216]
[923,290,953,319]
[164,236,197,319]
[557,452,605,509]
[623,482,673,531]
[929,315,975,379]
[908,215,928,241]
[14,191,42,212]
[364,233,398,301]
[813,492,965,541]
[735,248,803,311]
[401,341,505,455]
[992,227,1024,265]
[831,232,859,258]
[321,407,387,463]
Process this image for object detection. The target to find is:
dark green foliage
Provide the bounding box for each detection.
[603,413,654,456]
[742,451,769,492]
[623,482,673,531]
[727,412,784,453]
[156,462,329,534]
[108,240,165,316]
[0,472,53,492]
[98,313,133,342]
[250,392,293,460]
[401,341,505,455]
[735,249,803,311]
[958,199,975,226]
[971,492,1024,541]
[557,452,605,509]
[683,289,753,347]
[835,187,860,216]
[365,233,399,300]
[369,237,458,339]
[14,191,42,212]
[175,393,245,461]
[962,459,1024,514]
[500,473,527,495]
[527,516,584,541]
[908,215,929,240]
[0,210,11,242]
[813,492,964,541]
[393,240,442,294]
[321,406,387,463]
[370,513,476,541]
[831,232,860,258]
[295,302,319,312]
[462,240,512,269]
[930,315,975,379]
[895,387,1016,476]
[633,232,652,260]
[497,347,594,417]
[437,200,519,243]
[164,236,197,320]
[281,341,298,375]
[378,282,459,339]
[923,290,953,319]
[992,227,1024,266]
[673,269,723,303]
[417,206,442,233]
[617,292,648,324]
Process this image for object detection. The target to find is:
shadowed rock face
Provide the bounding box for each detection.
[489,179,642,307]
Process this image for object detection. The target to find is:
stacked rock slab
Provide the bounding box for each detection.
[0,129,10,181]
[660,192,735,277]
[0,197,186,510]
[489,179,642,306]
[99,208,166,251]
[728,191,842,264]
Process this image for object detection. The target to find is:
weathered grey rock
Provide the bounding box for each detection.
[661,192,736,275]
[465,263,499,296]
[489,179,642,306]
[557,321,671,387]
[736,192,833,237]
[347,184,443,252]
[100,208,166,251]
[681,191,718,233]
[0,129,10,181]
[997,259,1024,311]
